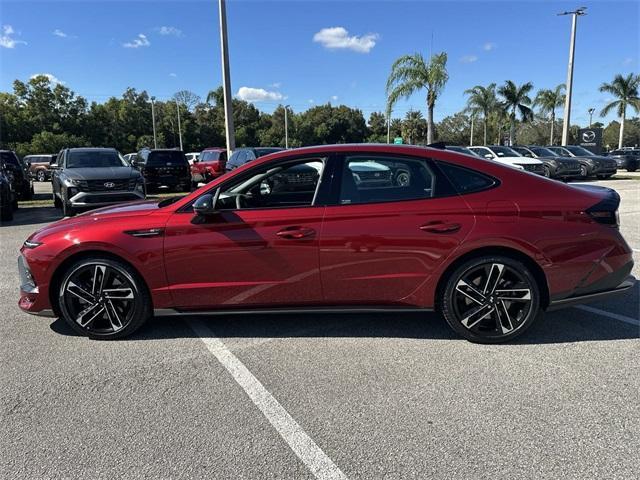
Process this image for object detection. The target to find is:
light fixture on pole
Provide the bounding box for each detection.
[558,6,587,145]
[150,97,158,149]
[284,105,289,149]
[218,0,236,158]
[588,107,595,127]
[175,98,183,151]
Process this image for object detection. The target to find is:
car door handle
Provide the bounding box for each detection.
[419,221,462,234]
[276,226,316,239]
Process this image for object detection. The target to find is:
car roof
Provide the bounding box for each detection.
[67,147,117,153]
[202,147,225,151]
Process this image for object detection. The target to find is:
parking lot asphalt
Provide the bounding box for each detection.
[1,176,638,479]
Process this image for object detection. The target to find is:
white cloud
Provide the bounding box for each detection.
[169,72,177,77]
[270,82,282,88]
[313,27,379,53]
[308,99,315,104]
[1,25,27,48]
[623,57,634,65]
[236,87,285,102]
[157,26,183,37]
[483,42,496,51]
[30,73,65,85]
[331,95,339,102]
[460,55,478,63]
[53,29,68,38]
[123,34,150,48]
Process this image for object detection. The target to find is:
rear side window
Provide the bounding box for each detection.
[437,162,496,195]
[147,151,188,166]
[339,155,444,205]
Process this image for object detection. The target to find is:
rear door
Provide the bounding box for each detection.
[319,153,475,306]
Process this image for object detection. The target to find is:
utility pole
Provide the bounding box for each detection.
[175,98,183,150]
[588,107,595,127]
[559,6,587,146]
[469,115,474,146]
[218,0,235,158]
[284,105,289,148]
[151,97,157,149]
[386,106,391,144]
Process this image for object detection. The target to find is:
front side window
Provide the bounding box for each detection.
[215,158,324,210]
[548,147,572,157]
[565,145,595,156]
[339,155,438,205]
[531,147,556,157]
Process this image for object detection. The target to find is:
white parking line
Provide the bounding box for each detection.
[574,305,640,327]
[188,319,348,480]
[632,248,640,253]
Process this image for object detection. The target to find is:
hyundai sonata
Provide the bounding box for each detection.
[18,144,634,343]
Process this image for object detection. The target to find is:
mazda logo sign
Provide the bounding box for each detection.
[582,130,596,142]
[104,182,115,188]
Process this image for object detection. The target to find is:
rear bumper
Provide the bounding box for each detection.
[547,275,635,311]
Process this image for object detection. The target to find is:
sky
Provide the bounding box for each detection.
[1,0,638,125]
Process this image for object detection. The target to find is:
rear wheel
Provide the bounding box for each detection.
[543,165,551,178]
[36,170,47,182]
[57,257,151,339]
[440,255,541,343]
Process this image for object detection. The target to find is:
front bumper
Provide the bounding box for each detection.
[69,190,145,207]
[18,254,55,317]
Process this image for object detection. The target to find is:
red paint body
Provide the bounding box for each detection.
[19,145,634,317]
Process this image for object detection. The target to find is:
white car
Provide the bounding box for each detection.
[186,152,200,165]
[468,146,545,174]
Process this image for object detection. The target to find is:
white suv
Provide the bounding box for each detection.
[469,145,545,175]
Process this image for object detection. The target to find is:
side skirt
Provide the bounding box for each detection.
[154,306,434,317]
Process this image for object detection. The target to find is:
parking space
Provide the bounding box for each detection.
[1,176,638,479]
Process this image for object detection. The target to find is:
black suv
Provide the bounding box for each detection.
[0,150,34,200]
[135,149,191,192]
[52,148,145,216]
[226,147,284,172]
[0,157,16,221]
[546,146,617,179]
[607,149,639,172]
[512,146,581,180]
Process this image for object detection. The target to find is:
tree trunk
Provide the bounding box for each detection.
[618,107,626,149]
[509,109,516,146]
[426,104,434,144]
[550,111,555,145]
[483,114,488,145]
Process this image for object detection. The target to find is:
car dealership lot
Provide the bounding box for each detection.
[1,177,638,479]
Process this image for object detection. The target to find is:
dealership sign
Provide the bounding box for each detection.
[578,128,602,154]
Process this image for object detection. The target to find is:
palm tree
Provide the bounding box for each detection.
[464,83,497,145]
[497,80,534,145]
[386,52,449,144]
[402,109,426,144]
[533,84,565,145]
[599,73,640,149]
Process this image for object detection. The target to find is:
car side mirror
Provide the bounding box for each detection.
[49,164,60,170]
[193,191,218,216]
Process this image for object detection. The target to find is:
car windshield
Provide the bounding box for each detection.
[447,146,478,156]
[255,148,283,157]
[66,150,126,168]
[200,151,222,162]
[548,147,572,157]
[531,147,557,157]
[565,145,596,156]
[147,151,188,166]
[489,146,521,157]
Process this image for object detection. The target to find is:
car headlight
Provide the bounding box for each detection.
[66,178,82,186]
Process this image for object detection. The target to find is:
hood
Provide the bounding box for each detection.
[28,201,160,243]
[63,166,140,181]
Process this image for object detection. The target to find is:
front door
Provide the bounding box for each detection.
[163,157,328,309]
[319,153,475,306]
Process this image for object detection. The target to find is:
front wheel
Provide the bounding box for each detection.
[62,200,75,217]
[57,257,152,339]
[440,255,541,343]
[543,165,551,178]
[580,165,588,178]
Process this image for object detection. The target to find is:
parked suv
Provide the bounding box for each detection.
[468,145,545,174]
[190,147,227,188]
[226,147,284,172]
[0,150,34,200]
[0,157,16,221]
[512,146,581,180]
[546,146,617,179]
[607,149,639,172]
[136,149,191,192]
[52,148,145,217]
[24,154,57,182]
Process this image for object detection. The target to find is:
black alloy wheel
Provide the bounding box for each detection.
[441,256,541,343]
[58,258,151,339]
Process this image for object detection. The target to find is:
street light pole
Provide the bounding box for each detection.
[175,98,183,150]
[559,6,587,146]
[386,106,391,144]
[469,115,474,146]
[284,105,289,148]
[218,0,235,158]
[151,97,157,149]
[588,107,595,127]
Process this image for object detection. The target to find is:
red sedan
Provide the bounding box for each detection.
[18,144,635,343]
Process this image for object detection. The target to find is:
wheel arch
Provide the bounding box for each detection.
[435,245,550,312]
[48,249,153,316]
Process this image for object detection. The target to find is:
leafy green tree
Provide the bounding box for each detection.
[367,111,388,143]
[401,110,427,144]
[386,52,449,144]
[437,112,473,146]
[464,84,497,145]
[599,73,640,148]
[497,80,534,145]
[533,84,565,145]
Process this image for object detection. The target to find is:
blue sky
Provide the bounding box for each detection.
[1,0,638,125]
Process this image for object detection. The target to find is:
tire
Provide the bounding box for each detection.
[1,202,13,221]
[543,165,551,178]
[53,192,62,208]
[394,170,411,186]
[579,165,588,178]
[62,200,75,217]
[440,255,542,344]
[36,170,47,182]
[57,257,152,339]
[22,184,33,201]
[628,168,637,172]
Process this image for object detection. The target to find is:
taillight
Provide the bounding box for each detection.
[585,196,620,227]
